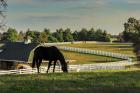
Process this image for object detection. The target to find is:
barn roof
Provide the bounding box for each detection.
[0,42,39,62]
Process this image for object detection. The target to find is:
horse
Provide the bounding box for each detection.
[32,46,68,73]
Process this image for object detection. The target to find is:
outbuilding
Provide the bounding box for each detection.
[0,42,39,70]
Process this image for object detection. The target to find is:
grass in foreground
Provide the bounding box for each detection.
[1,70,140,93]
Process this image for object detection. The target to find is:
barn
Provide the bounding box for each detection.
[0,42,39,70]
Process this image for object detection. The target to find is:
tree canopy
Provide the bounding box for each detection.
[0,27,111,43]
[122,17,140,61]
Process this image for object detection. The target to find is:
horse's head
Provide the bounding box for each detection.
[62,62,68,73]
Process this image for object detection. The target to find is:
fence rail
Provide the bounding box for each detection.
[57,46,133,61]
[0,61,135,75]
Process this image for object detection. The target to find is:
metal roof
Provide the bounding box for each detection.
[0,42,39,62]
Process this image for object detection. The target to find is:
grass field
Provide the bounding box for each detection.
[62,43,134,55]
[1,70,140,93]
[59,43,135,64]
[62,50,122,64]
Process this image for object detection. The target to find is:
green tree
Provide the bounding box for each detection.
[88,28,95,41]
[18,31,25,41]
[79,28,88,42]
[33,31,40,43]
[52,28,64,42]
[94,29,110,42]
[1,28,18,42]
[43,28,57,42]
[38,32,48,43]
[72,31,79,41]
[122,17,139,42]
[122,17,140,61]
[63,28,73,42]
[48,35,58,43]
[44,28,51,35]
[95,29,103,41]
[25,29,35,39]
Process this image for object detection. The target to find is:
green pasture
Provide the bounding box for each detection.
[62,43,134,55]
[62,50,122,64]
[1,70,140,93]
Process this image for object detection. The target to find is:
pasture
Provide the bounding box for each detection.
[1,70,140,93]
[62,50,122,64]
[62,43,134,55]
[58,43,135,64]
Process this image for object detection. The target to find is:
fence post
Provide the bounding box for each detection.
[77,65,80,72]
[19,69,22,74]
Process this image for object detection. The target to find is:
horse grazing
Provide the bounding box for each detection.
[32,46,68,73]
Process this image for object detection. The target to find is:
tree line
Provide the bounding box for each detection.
[0,28,111,43]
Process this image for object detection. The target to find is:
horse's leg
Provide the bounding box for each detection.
[53,60,57,73]
[46,60,52,73]
[36,60,40,74]
[38,59,42,73]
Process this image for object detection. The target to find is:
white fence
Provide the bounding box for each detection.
[44,41,132,45]
[58,46,133,61]
[0,61,134,75]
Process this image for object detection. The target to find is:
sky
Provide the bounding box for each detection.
[6,0,140,34]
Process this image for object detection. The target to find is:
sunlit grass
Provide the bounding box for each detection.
[62,43,134,55]
[62,50,122,64]
[1,70,140,93]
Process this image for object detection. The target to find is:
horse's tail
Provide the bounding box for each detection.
[32,54,36,68]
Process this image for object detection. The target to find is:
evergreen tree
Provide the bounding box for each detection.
[63,28,73,42]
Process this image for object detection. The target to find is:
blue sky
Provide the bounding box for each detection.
[6,0,140,34]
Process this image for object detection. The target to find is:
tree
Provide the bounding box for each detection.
[63,28,73,42]
[87,28,95,41]
[78,28,88,42]
[25,29,35,38]
[52,28,64,42]
[95,29,103,41]
[123,17,140,61]
[0,0,7,30]
[122,17,139,42]
[44,28,50,35]
[72,31,79,41]
[38,32,48,43]
[102,30,111,42]
[1,28,18,42]
[93,29,110,42]
[18,31,25,41]
[43,28,57,42]
[48,35,58,43]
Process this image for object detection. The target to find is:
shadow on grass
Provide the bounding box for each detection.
[1,71,140,93]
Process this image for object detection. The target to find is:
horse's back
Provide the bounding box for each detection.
[34,46,63,60]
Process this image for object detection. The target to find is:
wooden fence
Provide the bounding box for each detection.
[57,46,133,61]
[0,61,134,75]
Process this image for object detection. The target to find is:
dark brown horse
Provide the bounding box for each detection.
[32,46,68,73]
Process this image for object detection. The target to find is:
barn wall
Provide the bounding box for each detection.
[0,61,15,70]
